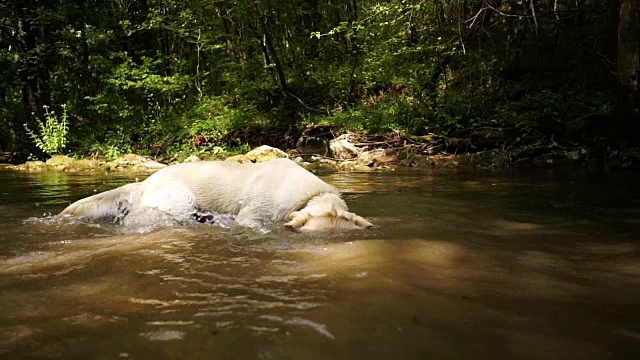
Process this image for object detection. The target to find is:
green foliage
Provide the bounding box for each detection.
[90,128,133,161]
[86,54,191,125]
[316,96,430,134]
[491,88,613,137]
[130,96,268,160]
[1,0,622,156]
[176,96,267,144]
[24,105,69,155]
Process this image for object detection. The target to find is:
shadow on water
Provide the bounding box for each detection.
[0,168,639,359]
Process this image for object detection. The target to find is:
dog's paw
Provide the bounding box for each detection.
[283,211,308,231]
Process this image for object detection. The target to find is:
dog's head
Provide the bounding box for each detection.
[283,193,373,232]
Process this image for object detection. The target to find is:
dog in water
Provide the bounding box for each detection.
[59,158,373,231]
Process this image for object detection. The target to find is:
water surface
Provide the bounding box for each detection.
[1,167,639,359]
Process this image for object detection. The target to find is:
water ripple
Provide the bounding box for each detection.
[140,330,185,341]
[258,315,335,339]
[145,321,194,326]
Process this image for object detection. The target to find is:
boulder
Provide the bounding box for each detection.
[244,145,289,162]
[356,149,395,168]
[225,154,252,163]
[45,155,76,167]
[329,135,359,159]
[296,137,329,157]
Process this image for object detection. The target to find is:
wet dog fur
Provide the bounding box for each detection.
[59,158,372,231]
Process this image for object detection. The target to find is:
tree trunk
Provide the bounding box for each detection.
[253,0,288,91]
[16,6,48,121]
[301,0,320,60]
[422,54,453,110]
[617,0,640,140]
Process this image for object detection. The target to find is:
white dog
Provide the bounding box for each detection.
[59,158,373,231]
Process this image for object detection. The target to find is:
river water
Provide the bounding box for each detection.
[0,166,639,359]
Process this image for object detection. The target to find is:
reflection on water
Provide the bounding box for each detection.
[1,167,639,359]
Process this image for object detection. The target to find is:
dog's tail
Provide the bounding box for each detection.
[58,182,143,221]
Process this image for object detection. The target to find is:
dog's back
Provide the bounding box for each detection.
[140,159,339,221]
[242,159,339,221]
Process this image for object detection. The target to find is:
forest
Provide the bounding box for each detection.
[0,0,638,163]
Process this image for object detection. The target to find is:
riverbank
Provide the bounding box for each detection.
[3,131,640,174]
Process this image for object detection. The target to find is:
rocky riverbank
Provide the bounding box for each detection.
[3,132,640,174]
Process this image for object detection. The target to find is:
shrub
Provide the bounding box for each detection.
[24,105,69,155]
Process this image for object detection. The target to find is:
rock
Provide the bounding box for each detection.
[45,155,76,167]
[357,149,395,168]
[106,154,166,171]
[13,161,46,171]
[403,152,511,170]
[12,156,104,172]
[296,137,329,157]
[565,150,580,160]
[60,159,103,171]
[227,146,288,163]
[329,135,359,159]
[337,160,372,172]
[244,145,289,162]
[183,155,201,162]
[302,162,338,175]
[225,154,252,163]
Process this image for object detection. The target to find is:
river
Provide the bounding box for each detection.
[1,166,639,359]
